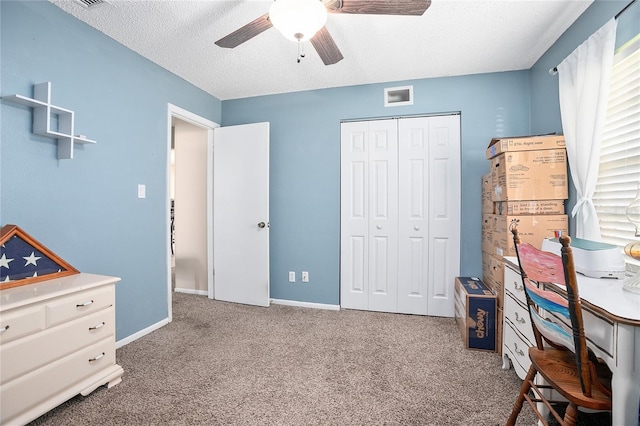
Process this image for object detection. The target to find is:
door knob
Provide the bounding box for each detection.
[258,222,266,229]
[414,226,420,231]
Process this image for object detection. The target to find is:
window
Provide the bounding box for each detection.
[592,35,640,253]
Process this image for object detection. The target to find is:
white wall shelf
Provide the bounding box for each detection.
[2,82,96,159]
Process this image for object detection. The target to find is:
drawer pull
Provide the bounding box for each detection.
[513,342,525,357]
[89,352,105,362]
[76,300,94,308]
[514,312,526,324]
[0,325,9,334]
[89,322,106,331]
[513,281,524,292]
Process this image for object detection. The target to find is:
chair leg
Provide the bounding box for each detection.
[507,366,537,426]
[563,403,578,426]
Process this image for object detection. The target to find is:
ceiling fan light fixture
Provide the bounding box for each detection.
[269,0,328,42]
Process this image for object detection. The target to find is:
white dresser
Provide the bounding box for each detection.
[0,273,123,425]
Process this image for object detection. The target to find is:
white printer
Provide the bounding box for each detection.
[541,237,625,280]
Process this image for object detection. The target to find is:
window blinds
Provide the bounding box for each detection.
[593,37,640,248]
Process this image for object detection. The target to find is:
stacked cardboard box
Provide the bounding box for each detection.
[481,135,569,354]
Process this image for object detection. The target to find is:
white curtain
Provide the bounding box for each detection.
[557,18,617,240]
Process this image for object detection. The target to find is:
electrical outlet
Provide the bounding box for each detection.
[288,271,295,282]
[301,271,309,282]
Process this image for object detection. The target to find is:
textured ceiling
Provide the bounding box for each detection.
[49,0,593,100]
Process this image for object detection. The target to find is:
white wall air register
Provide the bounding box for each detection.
[384,85,414,107]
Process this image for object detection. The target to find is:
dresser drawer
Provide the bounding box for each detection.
[503,320,532,380]
[1,308,114,384]
[46,285,113,327]
[504,291,535,347]
[504,264,527,305]
[0,304,46,345]
[0,337,116,424]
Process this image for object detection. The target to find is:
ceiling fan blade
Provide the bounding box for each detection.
[334,0,431,15]
[215,13,273,48]
[310,27,344,65]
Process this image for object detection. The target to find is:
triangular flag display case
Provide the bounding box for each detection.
[0,224,79,289]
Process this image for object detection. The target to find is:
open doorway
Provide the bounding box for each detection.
[166,104,218,322]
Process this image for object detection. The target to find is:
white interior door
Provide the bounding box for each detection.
[213,122,270,307]
[340,121,369,310]
[397,117,430,315]
[425,115,460,317]
[340,120,398,313]
[367,120,398,313]
[397,115,460,316]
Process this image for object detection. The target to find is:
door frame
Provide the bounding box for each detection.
[166,104,219,322]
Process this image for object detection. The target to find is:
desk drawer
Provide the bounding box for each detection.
[0,305,46,345]
[1,308,114,384]
[46,285,113,327]
[547,306,614,359]
[504,265,527,305]
[503,320,532,380]
[504,291,536,347]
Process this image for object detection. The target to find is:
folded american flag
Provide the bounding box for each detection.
[1,234,64,282]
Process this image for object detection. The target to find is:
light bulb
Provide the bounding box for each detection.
[269,0,327,42]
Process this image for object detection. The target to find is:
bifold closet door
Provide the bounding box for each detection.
[340,119,398,313]
[340,115,460,316]
[397,115,460,317]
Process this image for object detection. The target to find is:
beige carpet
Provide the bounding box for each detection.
[30,293,541,425]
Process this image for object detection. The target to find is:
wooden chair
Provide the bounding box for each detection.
[506,228,612,426]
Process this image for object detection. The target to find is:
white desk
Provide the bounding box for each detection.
[504,257,640,426]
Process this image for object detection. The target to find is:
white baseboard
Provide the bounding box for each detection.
[174,288,208,296]
[116,317,169,349]
[116,296,338,348]
[271,298,340,311]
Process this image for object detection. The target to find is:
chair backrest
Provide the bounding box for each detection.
[511,227,593,397]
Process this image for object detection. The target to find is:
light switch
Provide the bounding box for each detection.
[138,184,146,199]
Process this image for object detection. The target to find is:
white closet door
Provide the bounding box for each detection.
[340,120,398,312]
[426,115,460,317]
[397,117,430,315]
[340,121,370,310]
[341,115,460,317]
[367,120,398,313]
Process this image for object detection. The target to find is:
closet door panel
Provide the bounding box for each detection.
[398,119,429,315]
[368,120,398,313]
[427,115,461,317]
[340,122,370,310]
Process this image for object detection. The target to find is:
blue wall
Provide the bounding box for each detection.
[222,72,531,305]
[0,1,222,340]
[530,0,639,231]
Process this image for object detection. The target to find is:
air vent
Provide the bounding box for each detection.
[384,85,414,107]
[73,0,109,9]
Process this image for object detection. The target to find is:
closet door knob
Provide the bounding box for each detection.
[258,222,266,229]
[376,225,382,230]
[414,226,420,231]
